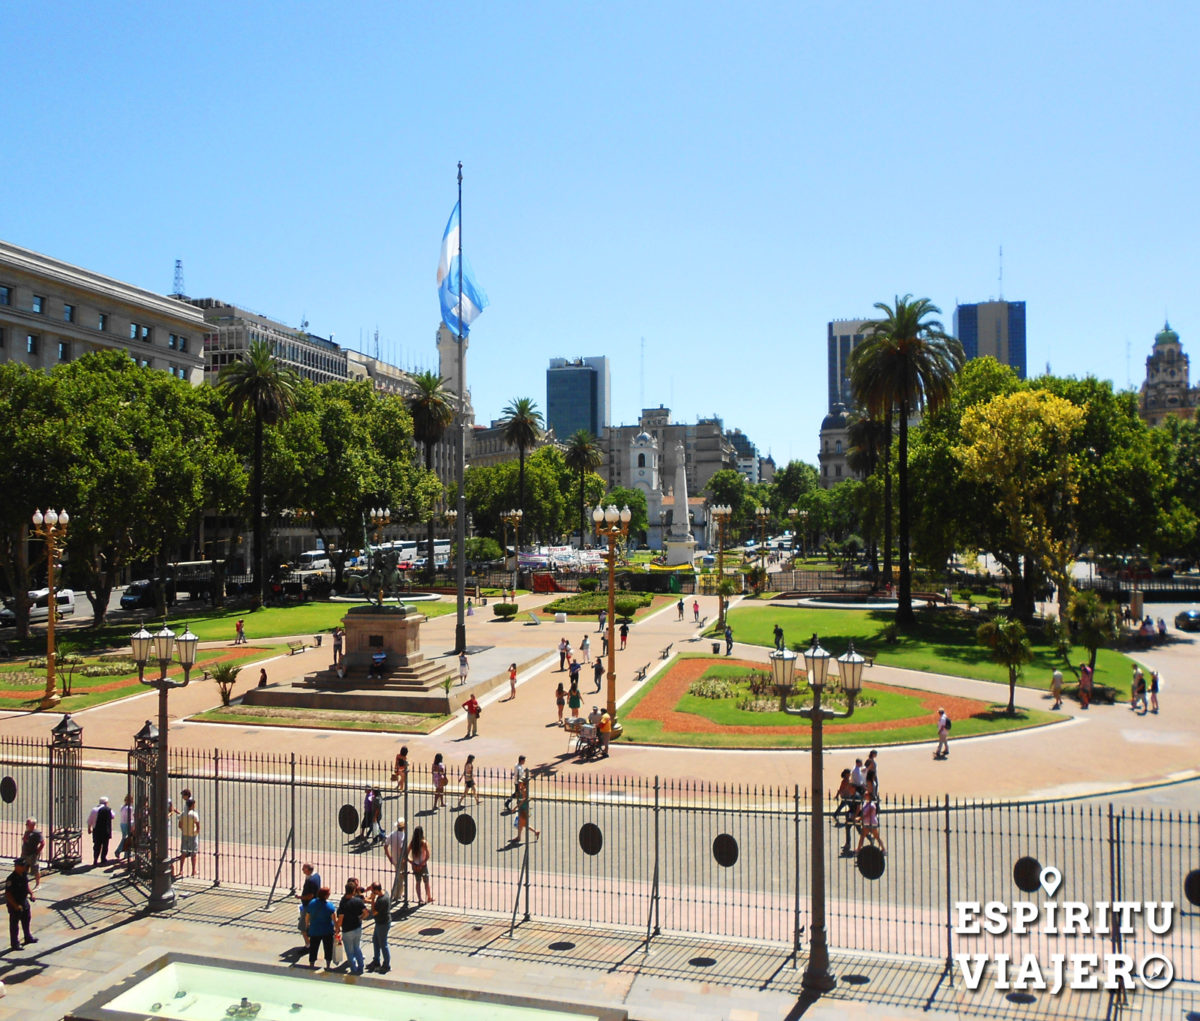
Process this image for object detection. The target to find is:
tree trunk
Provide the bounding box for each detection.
[882,406,894,592]
[425,442,437,585]
[1007,666,1017,714]
[896,404,914,628]
[252,414,265,608]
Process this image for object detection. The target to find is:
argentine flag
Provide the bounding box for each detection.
[437,201,489,337]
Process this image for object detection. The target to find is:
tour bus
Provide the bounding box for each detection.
[417,539,452,566]
[296,549,331,571]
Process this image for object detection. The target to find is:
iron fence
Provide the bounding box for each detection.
[0,737,1195,987]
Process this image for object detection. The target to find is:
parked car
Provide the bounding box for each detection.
[1174,608,1200,632]
[120,579,177,610]
[0,587,76,624]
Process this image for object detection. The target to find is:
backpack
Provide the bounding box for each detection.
[944,717,952,731]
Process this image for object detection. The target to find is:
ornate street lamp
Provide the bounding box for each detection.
[593,504,631,732]
[130,622,199,910]
[756,505,770,583]
[771,639,866,993]
[710,504,731,627]
[31,508,70,710]
[501,509,524,595]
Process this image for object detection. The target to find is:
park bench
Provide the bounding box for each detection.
[855,647,877,667]
[660,642,674,660]
[286,640,306,655]
[697,616,708,628]
[633,663,651,682]
[525,612,541,626]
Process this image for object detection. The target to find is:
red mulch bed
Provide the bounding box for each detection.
[624,655,991,735]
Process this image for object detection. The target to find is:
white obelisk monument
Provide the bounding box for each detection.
[663,444,697,566]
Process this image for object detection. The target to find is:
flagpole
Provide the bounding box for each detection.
[454,161,468,656]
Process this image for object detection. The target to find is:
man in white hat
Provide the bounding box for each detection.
[87,797,115,866]
[384,818,407,905]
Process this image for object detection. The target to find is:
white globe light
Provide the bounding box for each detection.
[46,510,58,526]
[620,506,632,524]
[58,509,70,526]
[32,510,43,526]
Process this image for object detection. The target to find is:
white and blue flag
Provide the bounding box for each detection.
[437,201,489,336]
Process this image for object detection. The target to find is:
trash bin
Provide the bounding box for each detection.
[711,642,721,654]
[315,634,323,647]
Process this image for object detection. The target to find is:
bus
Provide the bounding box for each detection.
[417,539,452,566]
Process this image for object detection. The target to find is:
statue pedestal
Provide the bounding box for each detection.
[664,538,697,566]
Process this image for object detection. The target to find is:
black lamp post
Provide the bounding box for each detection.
[593,503,631,731]
[771,639,866,992]
[130,622,199,909]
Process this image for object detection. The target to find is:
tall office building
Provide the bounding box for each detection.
[953,300,1027,379]
[826,319,872,412]
[546,356,610,439]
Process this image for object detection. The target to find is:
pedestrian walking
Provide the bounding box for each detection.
[458,650,469,686]
[463,693,481,737]
[693,599,700,623]
[508,662,517,699]
[832,769,860,855]
[592,658,604,693]
[359,788,377,840]
[512,781,540,844]
[335,879,366,975]
[773,623,784,651]
[597,609,606,633]
[555,683,566,725]
[305,886,336,969]
[855,791,887,856]
[724,624,733,655]
[580,635,590,663]
[558,637,570,671]
[1078,661,1094,710]
[598,708,612,756]
[503,754,529,811]
[408,827,433,905]
[934,708,951,759]
[176,798,199,877]
[87,796,114,866]
[298,863,321,947]
[568,657,581,689]
[332,626,343,666]
[366,881,391,973]
[1051,668,1063,710]
[258,667,267,687]
[867,749,880,798]
[116,794,134,860]
[370,788,385,841]
[619,622,629,650]
[677,598,685,621]
[1131,664,1144,710]
[1149,670,1161,713]
[432,752,447,809]
[456,754,481,807]
[5,858,36,950]
[392,746,408,790]
[384,819,407,904]
[19,819,43,889]
[234,619,246,645]
[601,632,609,656]
[567,684,582,719]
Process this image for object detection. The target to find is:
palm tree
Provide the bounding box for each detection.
[501,397,544,544]
[563,429,603,547]
[219,339,299,606]
[977,616,1033,715]
[849,296,963,627]
[406,371,455,583]
[846,409,892,575]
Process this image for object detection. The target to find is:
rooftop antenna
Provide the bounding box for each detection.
[172,259,185,297]
[299,313,309,331]
[1126,338,1131,389]
[998,245,1004,301]
[374,327,380,361]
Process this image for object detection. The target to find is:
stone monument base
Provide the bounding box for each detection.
[663,538,697,566]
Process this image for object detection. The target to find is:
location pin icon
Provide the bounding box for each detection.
[1039,865,1062,898]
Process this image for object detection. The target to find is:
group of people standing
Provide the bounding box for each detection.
[832,751,885,857]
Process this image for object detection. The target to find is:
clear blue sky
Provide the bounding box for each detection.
[5,1,1197,470]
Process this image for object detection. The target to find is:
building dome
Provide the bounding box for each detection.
[1155,321,1180,346]
[634,430,654,445]
[820,403,848,431]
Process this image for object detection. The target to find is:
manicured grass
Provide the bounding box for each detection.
[719,604,1136,697]
[617,655,1060,748]
[192,704,450,733]
[0,645,285,712]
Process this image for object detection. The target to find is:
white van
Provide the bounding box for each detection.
[0,588,76,624]
[296,550,331,571]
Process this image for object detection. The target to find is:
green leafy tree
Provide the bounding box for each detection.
[1067,589,1120,673]
[769,460,819,513]
[977,616,1034,714]
[603,487,649,542]
[465,446,566,546]
[501,397,544,538]
[406,371,455,582]
[705,469,748,541]
[563,430,604,546]
[849,296,964,626]
[219,339,299,606]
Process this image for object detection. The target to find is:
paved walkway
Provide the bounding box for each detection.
[2,594,1199,800]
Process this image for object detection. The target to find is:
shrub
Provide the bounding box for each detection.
[956,588,973,603]
[578,578,599,593]
[81,660,137,677]
[493,603,519,620]
[985,586,1001,599]
[687,677,737,699]
[544,592,652,616]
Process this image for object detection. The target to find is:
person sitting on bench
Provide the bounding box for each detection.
[368,651,387,679]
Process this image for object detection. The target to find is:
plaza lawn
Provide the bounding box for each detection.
[719,604,1136,698]
[192,704,450,733]
[0,645,283,713]
[168,598,457,642]
[617,657,1059,749]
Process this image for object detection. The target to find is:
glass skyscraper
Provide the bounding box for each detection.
[953,300,1027,379]
[546,356,610,438]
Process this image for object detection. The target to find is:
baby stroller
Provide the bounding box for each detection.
[575,724,601,760]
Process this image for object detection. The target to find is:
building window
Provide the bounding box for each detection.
[32,295,45,314]
[130,322,152,342]
[26,334,39,355]
[97,312,108,331]
[835,440,842,454]
[63,304,75,323]
[835,465,842,477]
[637,453,646,468]
[0,327,5,348]
[0,285,10,305]
[58,341,71,362]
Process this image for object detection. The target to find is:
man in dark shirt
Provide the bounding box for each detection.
[5,859,36,950]
[366,881,391,973]
[20,819,43,889]
[335,880,366,975]
[297,863,321,947]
